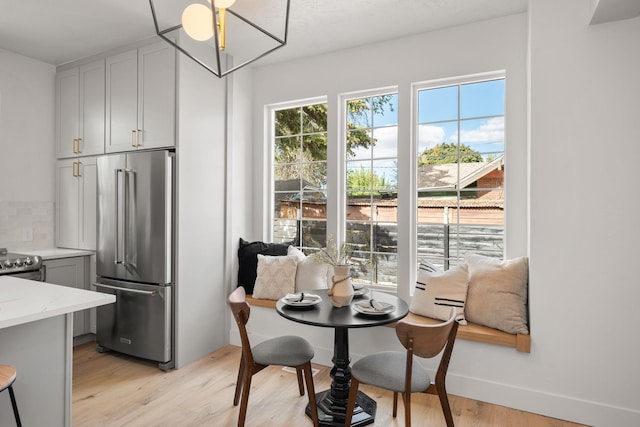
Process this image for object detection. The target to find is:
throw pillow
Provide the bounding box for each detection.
[464,254,529,335]
[237,238,291,294]
[252,255,298,300]
[287,246,330,291]
[410,263,469,324]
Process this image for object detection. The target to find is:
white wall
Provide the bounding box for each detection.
[226,64,254,296]
[175,53,230,368]
[242,6,536,417]
[229,8,640,426]
[0,49,55,202]
[0,49,56,250]
[529,0,640,425]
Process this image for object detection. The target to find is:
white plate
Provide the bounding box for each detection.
[352,300,395,316]
[352,282,365,291]
[280,293,322,307]
[353,287,369,297]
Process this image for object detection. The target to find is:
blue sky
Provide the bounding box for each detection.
[346,79,505,187]
[417,79,505,157]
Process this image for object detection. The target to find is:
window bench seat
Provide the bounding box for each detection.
[245,295,531,353]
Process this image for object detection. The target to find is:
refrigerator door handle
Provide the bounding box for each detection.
[93,283,157,296]
[115,168,125,265]
[125,169,137,269]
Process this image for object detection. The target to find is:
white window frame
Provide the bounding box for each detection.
[263,71,520,300]
[265,96,328,243]
[411,70,507,287]
[339,86,399,291]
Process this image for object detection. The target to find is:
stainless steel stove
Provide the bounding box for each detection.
[0,248,44,281]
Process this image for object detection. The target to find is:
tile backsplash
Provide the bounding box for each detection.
[0,201,55,251]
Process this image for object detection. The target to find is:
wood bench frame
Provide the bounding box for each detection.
[245,295,531,353]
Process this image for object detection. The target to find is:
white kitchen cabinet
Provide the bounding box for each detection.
[42,256,90,337]
[105,41,176,152]
[55,60,105,158]
[56,157,97,250]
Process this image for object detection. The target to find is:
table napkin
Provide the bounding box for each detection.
[283,292,321,304]
[354,299,394,313]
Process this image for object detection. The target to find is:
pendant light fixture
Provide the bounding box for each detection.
[149,0,291,78]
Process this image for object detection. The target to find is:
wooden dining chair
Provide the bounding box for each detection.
[344,308,459,427]
[228,286,319,427]
[0,365,22,427]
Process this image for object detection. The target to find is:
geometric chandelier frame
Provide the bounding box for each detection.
[149,0,290,78]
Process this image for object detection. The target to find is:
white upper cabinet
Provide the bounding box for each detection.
[106,42,176,152]
[55,60,105,158]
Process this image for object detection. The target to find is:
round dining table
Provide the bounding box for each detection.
[276,288,409,427]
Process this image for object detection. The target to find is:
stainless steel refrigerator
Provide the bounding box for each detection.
[94,149,174,370]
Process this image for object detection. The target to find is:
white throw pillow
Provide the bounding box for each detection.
[465,254,529,335]
[287,246,330,291]
[251,255,298,300]
[410,263,469,324]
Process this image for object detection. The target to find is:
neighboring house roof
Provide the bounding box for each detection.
[417,156,504,191]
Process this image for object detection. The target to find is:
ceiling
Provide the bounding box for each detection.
[0,0,528,68]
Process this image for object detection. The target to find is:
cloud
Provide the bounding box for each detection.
[418,125,446,149]
[372,126,399,158]
[457,117,504,143]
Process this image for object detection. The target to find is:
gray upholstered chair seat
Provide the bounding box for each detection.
[228,286,319,426]
[252,336,315,367]
[351,351,430,393]
[344,309,459,427]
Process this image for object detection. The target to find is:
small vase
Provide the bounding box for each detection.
[328,264,354,307]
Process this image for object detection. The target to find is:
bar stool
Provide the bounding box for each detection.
[0,365,21,427]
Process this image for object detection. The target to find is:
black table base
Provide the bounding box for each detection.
[276,291,409,427]
[304,327,376,426]
[306,389,376,426]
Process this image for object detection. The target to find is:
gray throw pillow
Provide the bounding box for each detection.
[465,254,529,335]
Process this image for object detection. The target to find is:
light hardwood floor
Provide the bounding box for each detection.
[73,342,588,427]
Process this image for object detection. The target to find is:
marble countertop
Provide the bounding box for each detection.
[23,248,94,260]
[0,276,115,329]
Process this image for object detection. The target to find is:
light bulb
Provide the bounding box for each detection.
[182,3,214,41]
[210,0,236,8]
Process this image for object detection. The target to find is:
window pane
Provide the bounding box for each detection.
[274,163,300,182]
[459,117,504,156]
[273,102,328,247]
[347,160,373,192]
[371,159,397,190]
[417,85,458,123]
[460,79,505,118]
[273,218,298,244]
[374,223,398,253]
[416,78,505,269]
[275,136,300,161]
[347,98,372,127]
[345,92,399,287]
[302,104,327,132]
[302,134,328,161]
[373,94,398,126]
[275,109,301,136]
[372,127,397,159]
[417,121,458,156]
[347,129,372,160]
[300,220,326,248]
[274,191,298,245]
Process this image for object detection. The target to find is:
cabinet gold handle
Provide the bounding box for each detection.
[77,161,82,177]
[72,161,78,177]
[136,129,142,147]
[73,138,78,154]
[131,130,136,147]
[77,137,82,153]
